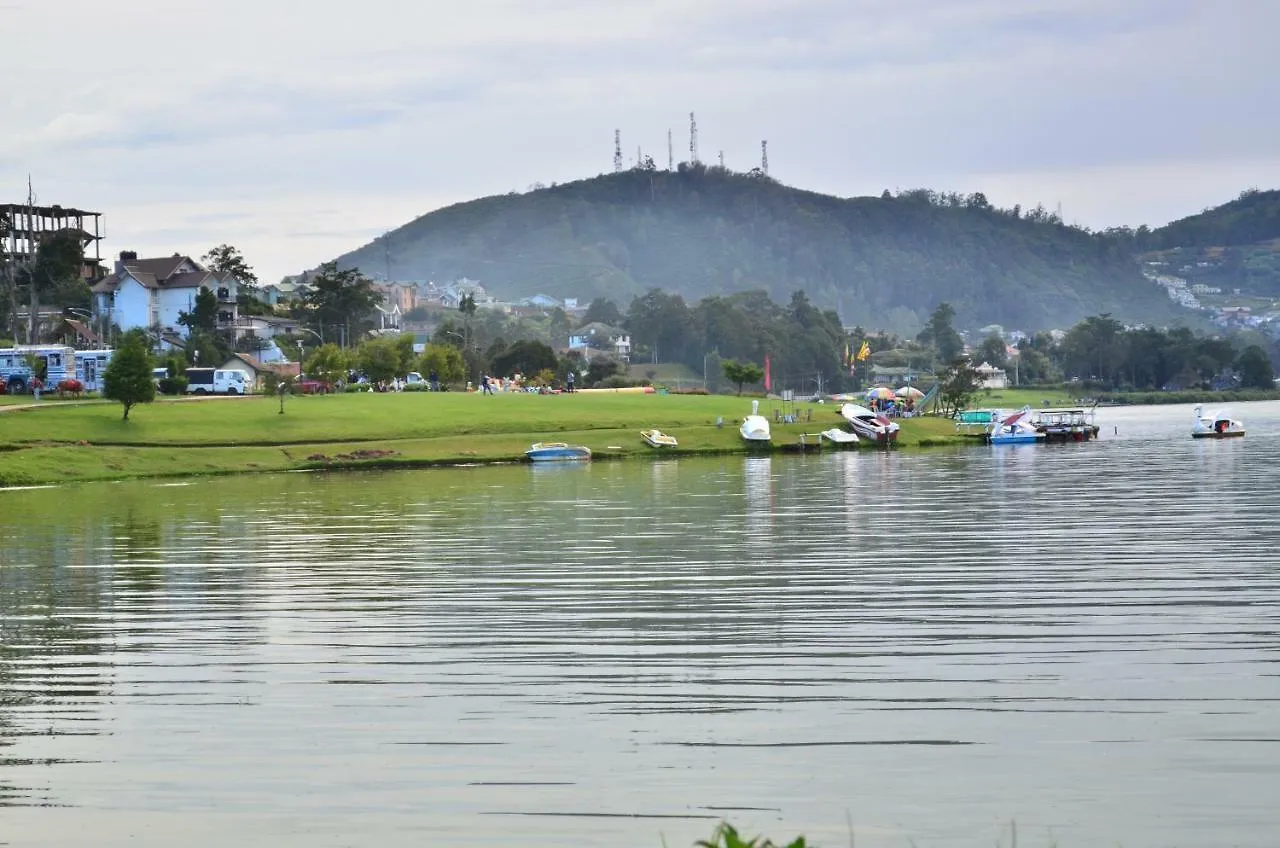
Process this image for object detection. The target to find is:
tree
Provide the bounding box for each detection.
[13,229,85,342]
[1236,345,1275,389]
[974,333,1008,369]
[490,339,558,378]
[356,337,403,384]
[582,297,623,327]
[178,287,219,335]
[300,262,380,346]
[185,328,229,368]
[721,359,764,395]
[303,343,349,385]
[458,292,477,317]
[626,288,689,363]
[938,357,983,417]
[102,329,156,420]
[202,244,260,293]
[418,343,466,387]
[585,357,622,386]
[394,333,418,376]
[917,302,964,364]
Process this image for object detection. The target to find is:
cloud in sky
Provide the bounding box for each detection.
[3,0,1278,283]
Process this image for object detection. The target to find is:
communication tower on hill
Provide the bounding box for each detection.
[689,112,699,164]
[667,129,673,170]
[718,151,724,168]
[613,129,623,173]
[761,140,769,176]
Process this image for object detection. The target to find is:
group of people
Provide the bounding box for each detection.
[469,370,576,395]
[870,397,916,417]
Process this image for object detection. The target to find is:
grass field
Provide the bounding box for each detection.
[0,390,967,486]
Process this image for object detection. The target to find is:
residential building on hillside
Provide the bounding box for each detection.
[974,362,1008,389]
[568,322,631,362]
[91,251,242,339]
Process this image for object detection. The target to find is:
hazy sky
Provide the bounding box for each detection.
[4,0,1278,284]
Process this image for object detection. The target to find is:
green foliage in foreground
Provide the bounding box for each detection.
[696,822,806,848]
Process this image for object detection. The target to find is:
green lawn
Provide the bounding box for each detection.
[0,391,970,486]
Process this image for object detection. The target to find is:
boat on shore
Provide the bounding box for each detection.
[640,429,679,448]
[1191,405,1244,439]
[740,400,771,444]
[837,403,900,443]
[820,428,859,445]
[525,442,592,462]
[987,407,1046,445]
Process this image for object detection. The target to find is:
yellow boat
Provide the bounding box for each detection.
[640,429,678,448]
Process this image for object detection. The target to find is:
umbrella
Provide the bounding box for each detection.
[895,385,924,399]
[865,386,895,400]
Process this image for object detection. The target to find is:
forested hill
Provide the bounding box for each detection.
[333,166,1187,332]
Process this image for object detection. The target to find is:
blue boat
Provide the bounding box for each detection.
[525,442,592,462]
[987,407,1046,445]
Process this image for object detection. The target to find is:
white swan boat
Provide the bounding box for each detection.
[640,429,678,448]
[837,403,900,443]
[987,407,1046,445]
[1191,405,1244,439]
[820,427,859,445]
[740,400,771,443]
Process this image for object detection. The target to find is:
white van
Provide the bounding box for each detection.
[185,367,251,395]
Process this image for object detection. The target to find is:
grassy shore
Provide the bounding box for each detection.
[0,391,968,487]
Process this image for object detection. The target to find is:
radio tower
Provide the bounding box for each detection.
[689,111,699,164]
[667,129,673,170]
[761,140,769,176]
[718,151,724,168]
[636,145,641,168]
[613,129,623,173]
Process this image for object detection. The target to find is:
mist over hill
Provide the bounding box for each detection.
[331,165,1201,333]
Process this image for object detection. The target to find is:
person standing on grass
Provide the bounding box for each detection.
[429,368,439,392]
[566,370,575,393]
[481,374,493,395]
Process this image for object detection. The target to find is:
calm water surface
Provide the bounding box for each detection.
[2,402,1279,847]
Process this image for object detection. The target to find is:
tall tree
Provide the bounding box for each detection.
[102,330,156,421]
[937,357,983,417]
[300,262,380,346]
[202,244,259,293]
[418,343,466,386]
[1236,345,1275,389]
[178,288,219,335]
[626,288,689,363]
[582,297,623,327]
[303,343,349,386]
[974,333,1008,369]
[917,302,964,364]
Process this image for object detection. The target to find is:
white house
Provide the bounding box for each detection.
[91,251,241,339]
[568,322,632,362]
[974,361,1008,389]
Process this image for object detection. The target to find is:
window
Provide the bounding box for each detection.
[217,288,230,300]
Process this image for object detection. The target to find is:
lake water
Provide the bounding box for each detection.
[2,402,1279,847]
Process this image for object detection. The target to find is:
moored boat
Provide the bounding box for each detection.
[987,406,1046,445]
[640,429,679,448]
[1031,407,1100,442]
[1191,405,1244,439]
[740,400,771,444]
[820,427,859,445]
[525,442,592,462]
[837,403,900,443]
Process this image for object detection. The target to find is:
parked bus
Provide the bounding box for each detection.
[0,344,75,393]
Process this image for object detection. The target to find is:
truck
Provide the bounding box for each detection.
[184,367,251,395]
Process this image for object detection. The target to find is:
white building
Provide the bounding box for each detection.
[974,361,1008,389]
[91,251,242,339]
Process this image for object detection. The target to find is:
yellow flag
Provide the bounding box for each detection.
[856,341,871,361]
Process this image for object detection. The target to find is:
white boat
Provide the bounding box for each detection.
[820,427,859,445]
[987,406,1046,445]
[740,400,771,443]
[640,429,678,448]
[525,442,592,462]
[837,403,900,443]
[1191,405,1244,439]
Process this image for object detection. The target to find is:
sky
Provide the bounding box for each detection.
[3,0,1279,285]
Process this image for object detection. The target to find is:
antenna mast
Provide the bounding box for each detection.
[667,129,673,170]
[718,151,724,168]
[761,140,769,176]
[613,129,623,173]
[689,112,699,164]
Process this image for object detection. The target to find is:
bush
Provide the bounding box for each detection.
[157,376,188,395]
[597,375,650,389]
[402,383,430,392]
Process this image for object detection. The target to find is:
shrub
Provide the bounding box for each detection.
[157,376,189,396]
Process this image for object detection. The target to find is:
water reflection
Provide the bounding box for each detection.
[1,403,1279,847]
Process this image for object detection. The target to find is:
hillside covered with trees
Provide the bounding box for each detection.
[332,165,1190,333]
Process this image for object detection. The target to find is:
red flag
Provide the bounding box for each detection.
[764,355,772,391]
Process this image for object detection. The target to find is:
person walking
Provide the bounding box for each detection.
[481,374,493,395]
[429,368,439,392]
[566,370,575,393]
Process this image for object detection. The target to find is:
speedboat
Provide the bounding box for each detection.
[525,442,592,462]
[1191,405,1244,439]
[820,427,859,445]
[740,400,771,443]
[640,429,678,448]
[987,406,1045,445]
[837,403,900,443]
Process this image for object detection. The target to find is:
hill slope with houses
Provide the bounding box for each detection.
[326,166,1192,334]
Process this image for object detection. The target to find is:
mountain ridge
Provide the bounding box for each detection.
[329,166,1222,332]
